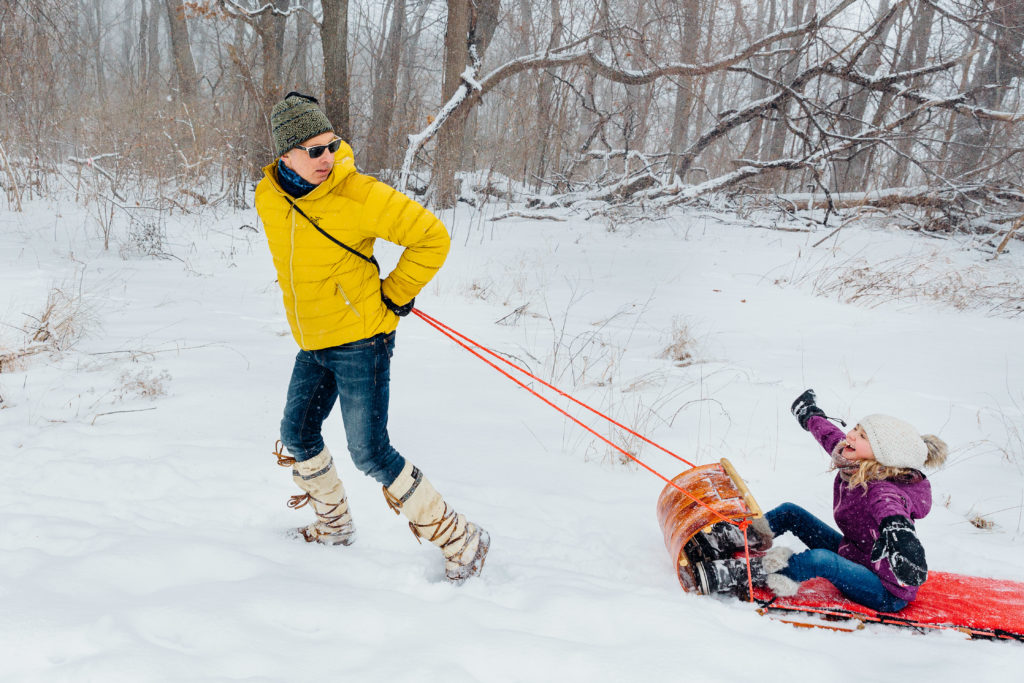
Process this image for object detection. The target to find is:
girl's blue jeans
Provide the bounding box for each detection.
[766,502,908,613]
[279,332,405,487]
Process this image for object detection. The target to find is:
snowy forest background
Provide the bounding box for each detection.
[3,0,1024,229]
[3,1,1024,680]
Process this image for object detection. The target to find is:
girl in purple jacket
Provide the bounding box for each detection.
[694,390,947,613]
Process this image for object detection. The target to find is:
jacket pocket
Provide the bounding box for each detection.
[334,281,362,318]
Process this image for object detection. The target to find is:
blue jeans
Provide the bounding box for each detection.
[279,332,406,486]
[766,503,908,613]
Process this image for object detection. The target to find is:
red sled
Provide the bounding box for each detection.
[752,573,1024,641]
[657,461,1024,641]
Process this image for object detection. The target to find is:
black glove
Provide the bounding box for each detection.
[791,389,826,431]
[871,515,928,587]
[381,288,415,317]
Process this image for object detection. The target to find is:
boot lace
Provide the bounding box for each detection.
[273,440,296,467]
[383,486,467,556]
[276,441,352,539]
[290,491,352,533]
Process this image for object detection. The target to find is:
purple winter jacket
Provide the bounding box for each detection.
[807,416,932,602]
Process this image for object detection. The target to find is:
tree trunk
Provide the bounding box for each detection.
[533,0,564,190]
[431,0,500,206]
[763,0,812,191]
[148,0,162,88]
[364,0,406,175]
[740,0,774,162]
[287,0,313,93]
[396,0,432,131]
[138,0,150,90]
[568,0,612,185]
[834,0,893,191]
[669,0,702,181]
[322,0,351,141]
[258,0,289,111]
[86,0,107,103]
[432,0,471,207]
[888,0,935,186]
[950,0,1024,178]
[164,0,197,100]
[460,0,500,176]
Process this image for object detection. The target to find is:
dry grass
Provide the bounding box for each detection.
[658,317,697,366]
[779,253,1024,317]
[0,344,48,373]
[969,514,996,530]
[0,285,93,373]
[118,367,171,400]
[25,287,90,350]
[981,391,1024,466]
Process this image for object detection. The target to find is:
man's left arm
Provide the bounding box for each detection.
[360,178,451,309]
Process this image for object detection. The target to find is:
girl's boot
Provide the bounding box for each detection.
[276,445,357,546]
[694,547,795,598]
[687,516,774,563]
[384,462,490,584]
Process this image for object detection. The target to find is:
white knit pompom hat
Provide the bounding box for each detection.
[858,414,927,469]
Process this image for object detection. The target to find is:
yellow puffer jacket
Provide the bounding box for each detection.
[254,141,450,350]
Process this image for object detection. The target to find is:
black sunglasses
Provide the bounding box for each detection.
[294,137,342,159]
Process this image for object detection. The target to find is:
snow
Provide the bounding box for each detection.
[2,197,1023,681]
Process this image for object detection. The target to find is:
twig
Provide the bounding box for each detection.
[491,210,568,222]
[813,224,844,247]
[91,407,157,425]
[992,214,1024,259]
[0,138,23,211]
[68,154,126,202]
[0,344,50,372]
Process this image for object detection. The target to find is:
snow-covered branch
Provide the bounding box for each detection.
[68,154,126,202]
[217,0,320,27]
[473,5,847,100]
[825,63,1024,123]
[399,71,482,194]
[400,0,859,194]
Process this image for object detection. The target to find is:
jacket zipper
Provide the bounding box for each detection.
[288,208,307,348]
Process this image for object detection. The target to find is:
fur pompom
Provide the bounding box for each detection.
[922,434,948,469]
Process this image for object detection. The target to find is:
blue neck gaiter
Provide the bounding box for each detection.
[276,159,316,198]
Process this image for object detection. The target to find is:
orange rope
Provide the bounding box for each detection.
[412,307,747,530]
[415,308,698,468]
[741,524,754,603]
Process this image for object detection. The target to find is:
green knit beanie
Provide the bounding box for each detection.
[271,91,334,157]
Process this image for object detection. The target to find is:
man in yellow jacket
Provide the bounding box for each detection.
[254,92,488,583]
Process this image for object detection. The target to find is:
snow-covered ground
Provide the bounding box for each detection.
[2,194,1023,681]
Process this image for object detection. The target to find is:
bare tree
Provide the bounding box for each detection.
[762,0,815,191]
[84,0,108,103]
[949,0,1024,177]
[165,0,199,100]
[668,0,703,181]
[286,0,315,93]
[322,0,351,140]
[364,0,406,175]
[739,0,777,164]
[432,0,500,207]
[833,0,895,192]
[534,0,565,188]
[3,0,1022,239]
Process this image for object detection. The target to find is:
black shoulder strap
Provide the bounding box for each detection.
[282,194,380,274]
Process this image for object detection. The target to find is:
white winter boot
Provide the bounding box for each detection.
[694,546,797,598]
[383,462,490,583]
[275,443,356,546]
